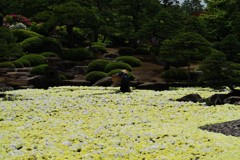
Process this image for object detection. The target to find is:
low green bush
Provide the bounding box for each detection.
[115,56,141,67]
[40,52,58,57]
[31,64,49,75]
[108,69,135,80]
[87,59,111,73]
[90,44,107,54]
[61,48,95,61]
[118,47,134,55]
[20,36,62,55]
[20,54,47,66]
[104,62,132,73]
[11,61,24,68]
[16,59,31,67]
[161,69,188,80]
[134,47,150,55]
[85,71,108,84]
[0,62,15,68]
[12,29,42,42]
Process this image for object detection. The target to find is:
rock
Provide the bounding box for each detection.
[102,52,119,59]
[93,77,112,87]
[208,94,228,105]
[71,66,88,74]
[223,96,240,104]
[176,94,204,103]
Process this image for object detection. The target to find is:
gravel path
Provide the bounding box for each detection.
[199,119,240,137]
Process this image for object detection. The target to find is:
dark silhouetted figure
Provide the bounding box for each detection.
[118,70,131,93]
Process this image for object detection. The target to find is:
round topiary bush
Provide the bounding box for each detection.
[115,56,141,67]
[61,48,95,61]
[31,64,49,75]
[87,59,111,73]
[40,52,58,57]
[161,69,188,80]
[104,61,132,73]
[20,54,47,66]
[20,36,62,55]
[16,59,31,67]
[134,47,150,55]
[11,61,24,68]
[85,71,108,84]
[90,44,107,54]
[12,29,42,42]
[118,47,134,55]
[108,69,135,81]
[0,62,15,68]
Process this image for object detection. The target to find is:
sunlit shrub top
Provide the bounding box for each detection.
[0,86,239,159]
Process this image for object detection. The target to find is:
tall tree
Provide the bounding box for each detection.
[181,0,204,15]
[160,32,212,78]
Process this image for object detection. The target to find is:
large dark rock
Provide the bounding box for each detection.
[93,77,112,87]
[208,94,228,105]
[223,96,240,104]
[176,94,204,103]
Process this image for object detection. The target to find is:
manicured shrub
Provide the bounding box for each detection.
[31,64,49,75]
[61,48,95,61]
[118,47,134,55]
[108,69,135,80]
[20,54,47,66]
[90,44,107,54]
[20,36,62,55]
[85,71,108,84]
[104,61,132,73]
[161,69,188,80]
[12,29,41,42]
[40,52,58,57]
[87,59,111,72]
[11,61,24,68]
[115,56,141,67]
[134,47,150,55]
[0,62,15,68]
[16,59,31,67]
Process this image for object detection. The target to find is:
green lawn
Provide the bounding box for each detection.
[0,86,239,159]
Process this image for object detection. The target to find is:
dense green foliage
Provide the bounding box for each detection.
[115,56,141,67]
[1,0,240,86]
[104,62,132,73]
[85,71,108,84]
[61,48,95,61]
[20,54,47,66]
[0,62,15,68]
[31,64,49,75]
[161,68,188,80]
[87,59,111,73]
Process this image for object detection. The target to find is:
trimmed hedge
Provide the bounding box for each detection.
[90,44,107,54]
[87,59,111,73]
[31,64,49,75]
[40,52,58,57]
[115,56,141,67]
[16,59,31,67]
[20,36,62,55]
[11,61,24,68]
[104,61,132,73]
[108,69,135,80]
[161,69,188,80]
[61,48,95,61]
[85,71,108,84]
[0,62,15,68]
[12,29,42,42]
[20,54,47,66]
[230,63,240,70]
